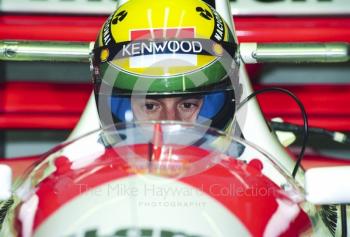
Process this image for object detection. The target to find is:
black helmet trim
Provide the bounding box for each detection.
[92,38,237,65]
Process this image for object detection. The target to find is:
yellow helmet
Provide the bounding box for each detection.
[92,0,239,130]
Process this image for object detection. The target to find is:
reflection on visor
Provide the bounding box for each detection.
[110,92,226,123]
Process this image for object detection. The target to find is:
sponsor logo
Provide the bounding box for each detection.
[128,28,199,68]
[196,6,213,20]
[210,7,225,42]
[112,10,128,25]
[103,15,113,45]
[121,40,203,57]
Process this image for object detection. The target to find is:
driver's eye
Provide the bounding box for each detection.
[144,103,159,111]
[178,99,201,111]
[145,104,154,110]
[182,103,195,109]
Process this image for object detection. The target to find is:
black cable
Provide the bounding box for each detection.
[341,204,347,237]
[270,121,350,145]
[237,87,309,179]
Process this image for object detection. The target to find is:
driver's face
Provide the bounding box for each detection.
[131,96,204,122]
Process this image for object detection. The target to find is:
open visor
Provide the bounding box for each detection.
[104,90,235,130]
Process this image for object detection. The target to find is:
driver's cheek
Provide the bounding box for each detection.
[176,108,197,122]
[147,112,162,121]
[147,108,166,121]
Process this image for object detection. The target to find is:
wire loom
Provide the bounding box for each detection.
[0,198,14,230]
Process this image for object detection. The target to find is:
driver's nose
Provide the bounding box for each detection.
[162,99,179,121]
[164,111,177,120]
[163,106,179,120]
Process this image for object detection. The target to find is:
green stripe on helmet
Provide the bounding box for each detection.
[100,58,230,93]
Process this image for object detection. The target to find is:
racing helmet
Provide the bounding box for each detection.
[92,0,240,131]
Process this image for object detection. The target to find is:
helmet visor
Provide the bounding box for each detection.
[106,90,234,130]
